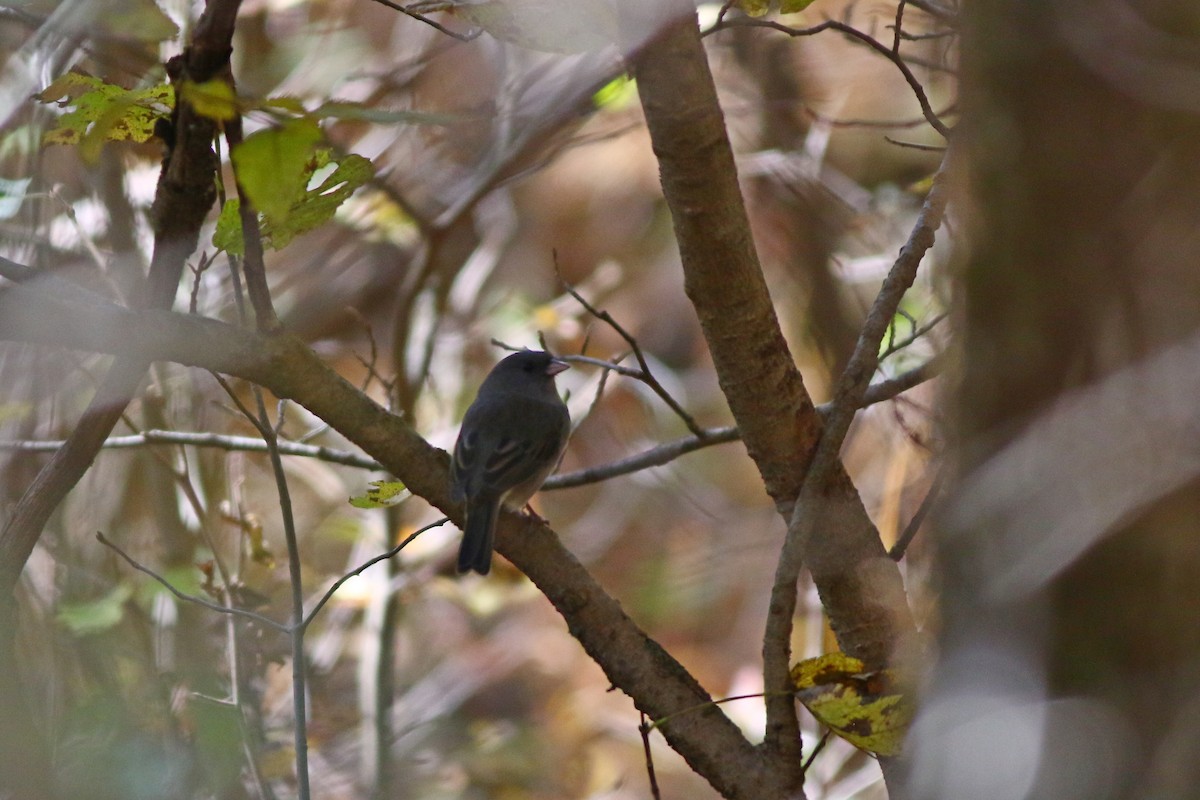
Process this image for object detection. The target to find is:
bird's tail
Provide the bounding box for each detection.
[457,498,499,575]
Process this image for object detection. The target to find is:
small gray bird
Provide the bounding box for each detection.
[451,350,571,575]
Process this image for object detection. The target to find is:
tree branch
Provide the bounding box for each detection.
[766,153,950,790]
[546,357,941,489]
[623,4,924,790]
[0,286,774,800]
[0,429,384,469]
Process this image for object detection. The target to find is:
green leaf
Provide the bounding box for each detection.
[269,152,373,250]
[180,79,239,121]
[231,118,323,226]
[35,72,173,156]
[212,198,245,256]
[780,0,819,12]
[592,75,636,110]
[212,150,375,254]
[188,696,245,791]
[58,583,133,636]
[350,480,408,509]
[134,564,203,605]
[790,652,913,757]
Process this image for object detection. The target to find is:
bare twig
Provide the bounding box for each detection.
[546,426,740,490]
[558,273,706,436]
[879,311,948,360]
[762,151,951,763]
[709,16,952,138]
[365,0,481,41]
[546,358,942,490]
[884,136,949,152]
[801,730,832,774]
[300,518,446,629]
[892,0,908,54]
[96,532,288,632]
[814,157,951,482]
[559,353,643,379]
[639,712,663,800]
[889,467,943,561]
[802,102,958,131]
[578,350,623,430]
[249,391,310,797]
[0,430,383,469]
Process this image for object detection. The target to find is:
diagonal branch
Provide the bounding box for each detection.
[0,285,776,800]
[763,153,951,785]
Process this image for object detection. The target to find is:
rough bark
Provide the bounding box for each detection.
[624,6,917,793]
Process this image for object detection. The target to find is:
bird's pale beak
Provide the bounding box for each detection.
[546,358,570,376]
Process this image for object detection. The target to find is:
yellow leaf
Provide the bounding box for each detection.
[790,652,913,757]
[350,480,409,509]
[238,512,275,567]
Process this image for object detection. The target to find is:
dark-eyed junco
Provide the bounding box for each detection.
[451,350,571,575]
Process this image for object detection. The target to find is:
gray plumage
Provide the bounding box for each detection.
[450,350,570,574]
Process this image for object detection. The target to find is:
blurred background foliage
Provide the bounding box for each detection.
[0,0,952,797]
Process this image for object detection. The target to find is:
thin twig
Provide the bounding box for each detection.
[557,271,706,437]
[300,519,447,629]
[709,16,952,138]
[762,150,952,757]
[577,351,623,431]
[801,730,832,774]
[223,111,282,332]
[884,136,949,152]
[889,468,942,561]
[879,311,948,361]
[365,0,480,41]
[802,101,958,130]
[546,427,740,490]
[546,358,942,490]
[643,692,787,732]
[0,430,384,469]
[892,0,908,55]
[250,389,310,798]
[813,158,952,483]
[97,532,288,632]
[639,712,663,800]
[559,353,643,378]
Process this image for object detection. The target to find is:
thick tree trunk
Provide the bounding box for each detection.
[921,2,1200,796]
